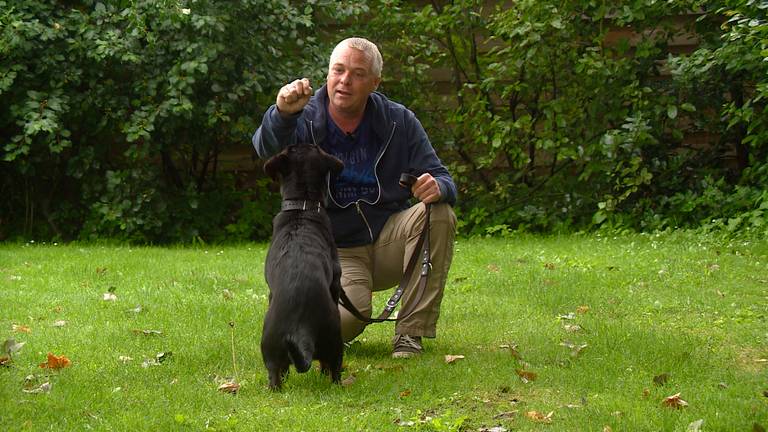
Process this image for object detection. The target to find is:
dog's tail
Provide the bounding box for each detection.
[285,334,313,373]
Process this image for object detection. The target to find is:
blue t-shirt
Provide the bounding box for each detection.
[325,110,379,206]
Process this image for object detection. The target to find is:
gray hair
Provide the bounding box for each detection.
[330,37,383,78]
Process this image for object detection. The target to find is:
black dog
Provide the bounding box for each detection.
[260,143,345,390]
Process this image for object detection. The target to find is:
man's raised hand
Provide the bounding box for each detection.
[276,78,313,116]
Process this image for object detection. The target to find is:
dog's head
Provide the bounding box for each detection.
[264,144,344,201]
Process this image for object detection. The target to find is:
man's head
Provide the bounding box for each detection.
[326,38,382,117]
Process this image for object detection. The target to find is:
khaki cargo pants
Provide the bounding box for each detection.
[338,202,457,342]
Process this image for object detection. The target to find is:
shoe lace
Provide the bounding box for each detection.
[395,334,421,351]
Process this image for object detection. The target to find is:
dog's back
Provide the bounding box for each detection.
[260,144,345,390]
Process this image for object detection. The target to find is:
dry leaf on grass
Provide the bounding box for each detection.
[103,292,117,301]
[661,392,688,409]
[687,419,704,432]
[3,339,25,356]
[217,381,240,394]
[12,324,31,333]
[499,344,522,360]
[399,389,412,398]
[563,324,583,333]
[132,329,163,336]
[22,381,52,394]
[52,320,67,328]
[576,305,590,314]
[653,373,670,386]
[444,354,465,364]
[0,355,11,366]
[487,264,500,273]
[516,369,537,383]
[39,352,71,369]
[525,411,553,423]
[560,340,588,357]
[341,375,356,387]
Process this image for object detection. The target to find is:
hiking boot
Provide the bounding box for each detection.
[392,334,422,359]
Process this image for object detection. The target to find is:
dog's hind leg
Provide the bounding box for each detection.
[265,357,289,391]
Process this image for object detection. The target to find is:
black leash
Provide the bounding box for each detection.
[338,174,432,325]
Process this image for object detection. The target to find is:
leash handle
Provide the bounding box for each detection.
[340,202,431,325]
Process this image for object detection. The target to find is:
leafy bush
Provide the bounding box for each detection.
[355,0,767,236]
[0,0,363,242]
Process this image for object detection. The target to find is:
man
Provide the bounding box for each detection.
[253,37,457,358]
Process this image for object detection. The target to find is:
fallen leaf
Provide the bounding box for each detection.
[576,305,590,314]
[487,264,500,273]
[142,352,172,368]
[156,351,172,363]
[559,341,587,357]
[662,392,688,409]
[399,389,412,398]
[687,419,704,432]
[217,381,240,394]
[603,426,613,432]
[516,369,537,383]
[52,320,67,328]
[499,344,522,360]
[653,373,670,386]
[132,329,163,336]
[103,292,117,301]
[563,324,583,333]
[544,263,556,270]
[525,411,553,423]
[39,352,71,369]
[0,355,11,366]
[22,382,52,394]
[3,339,25,356]
[118,355,133,363]
[341,375,356,387]
[444,354,465,364]
[642,388,650,398]
[12,324,31,333]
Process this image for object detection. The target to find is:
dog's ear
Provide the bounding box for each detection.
[324,154,344,176]
[263,151,289,180]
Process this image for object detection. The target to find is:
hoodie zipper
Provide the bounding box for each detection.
[355,202,374,241]
[312,119,398,243]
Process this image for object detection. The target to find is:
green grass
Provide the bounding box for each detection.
[1,233,767,431]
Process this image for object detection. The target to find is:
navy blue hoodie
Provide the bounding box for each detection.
[253,85,457,248]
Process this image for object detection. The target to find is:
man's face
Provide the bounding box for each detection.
[326,44,381,116]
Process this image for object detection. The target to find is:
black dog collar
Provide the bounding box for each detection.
[281,200,323,212]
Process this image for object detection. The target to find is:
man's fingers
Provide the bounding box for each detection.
[276,78,313,115]
[412,174,441,203]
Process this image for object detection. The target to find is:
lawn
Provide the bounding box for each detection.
[1,233,767,431]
